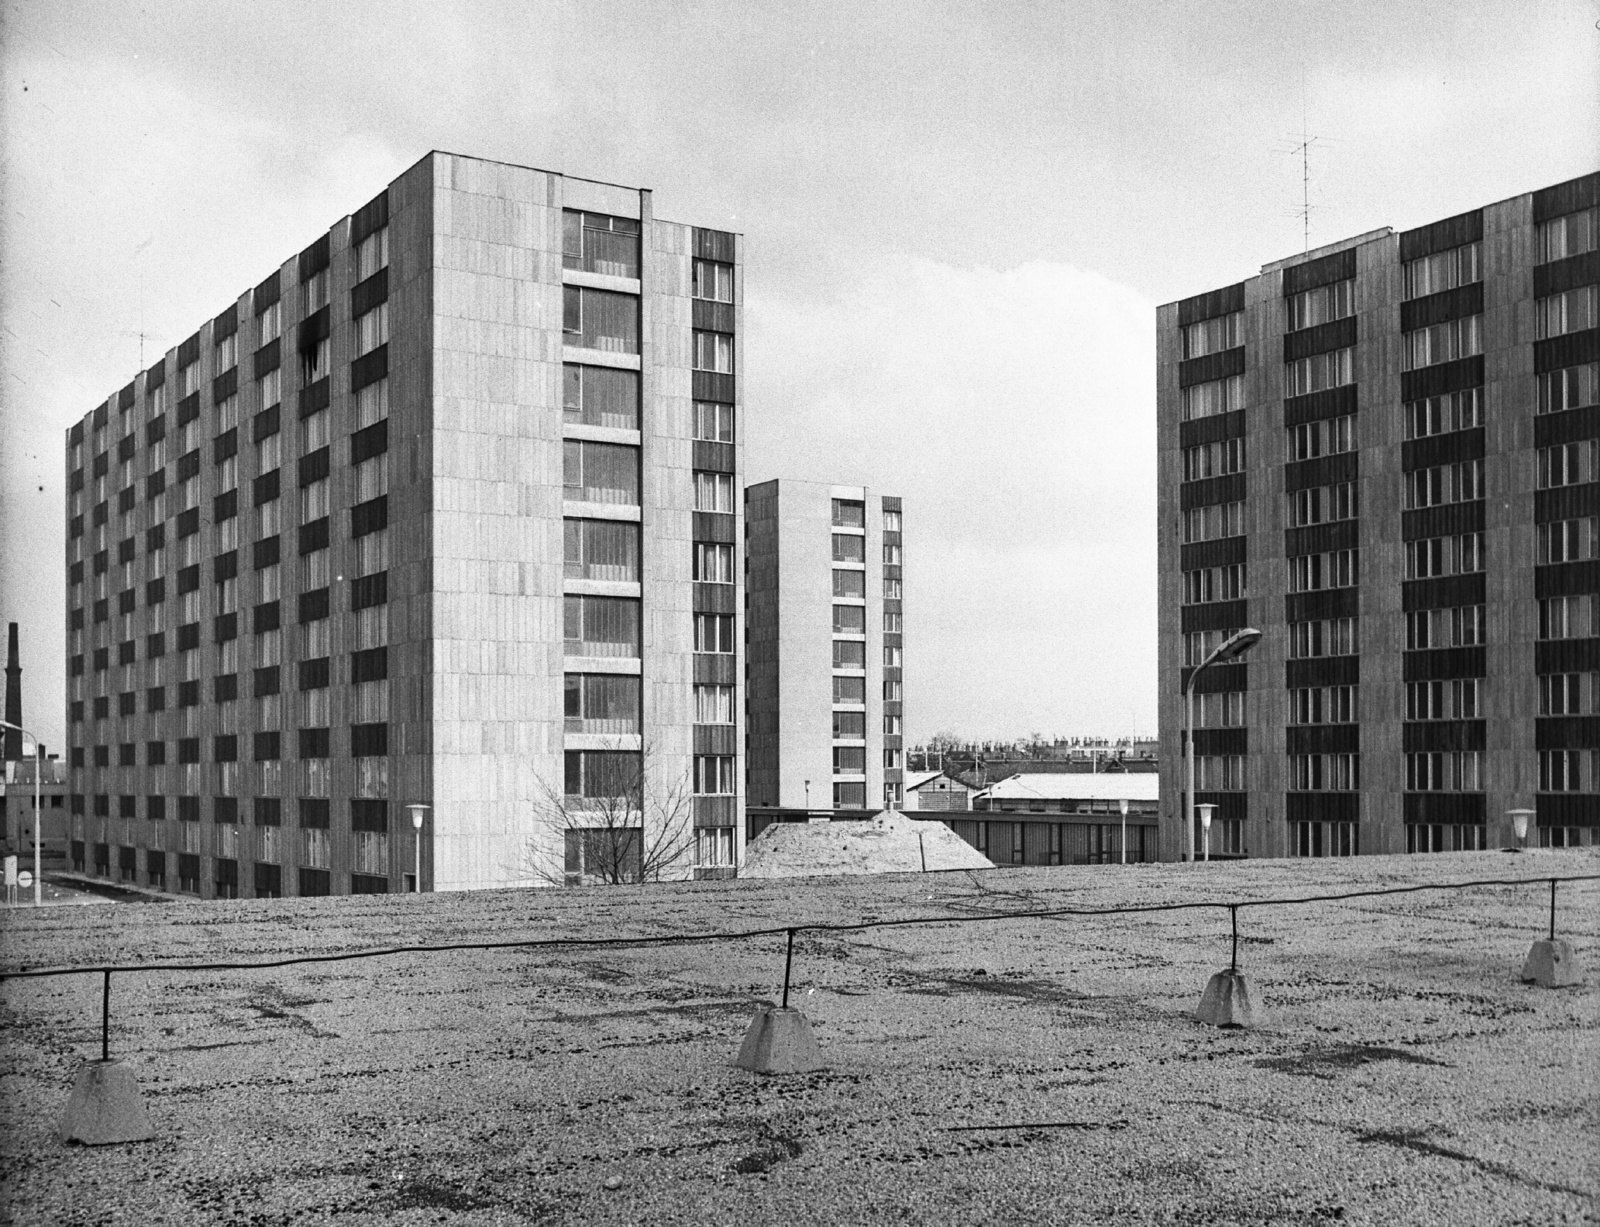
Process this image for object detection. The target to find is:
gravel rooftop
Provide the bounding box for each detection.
[2,849,1597,1226]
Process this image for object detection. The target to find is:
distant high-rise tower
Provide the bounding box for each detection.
[4,623,21,760]
[745,480,905,810]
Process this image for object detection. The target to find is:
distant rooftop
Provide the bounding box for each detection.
[976,772,1160,802]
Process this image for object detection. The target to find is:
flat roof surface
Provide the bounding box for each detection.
[3,851,1596,1225]
[978,772,1161,801]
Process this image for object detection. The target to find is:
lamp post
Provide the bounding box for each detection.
[1,720,42,906]
[1197,803,1216,862]
[1119,797,1128,865]
[406,804,430,892]
[1507,808,1534,853]
[1183,628,1261,863]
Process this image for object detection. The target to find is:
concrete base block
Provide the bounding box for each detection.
[1195,969,1264,1028]
[735,1006,824,1074]
[1521,939,1583,988]
[58,1060,154,1145]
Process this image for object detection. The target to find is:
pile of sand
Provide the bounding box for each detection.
[740,810,994,878]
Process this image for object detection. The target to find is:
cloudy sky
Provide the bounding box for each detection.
[1,0,1594,751]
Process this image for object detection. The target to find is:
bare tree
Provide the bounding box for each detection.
[518,738,698,886]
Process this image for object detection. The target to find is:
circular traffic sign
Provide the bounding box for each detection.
[17,870,34,888]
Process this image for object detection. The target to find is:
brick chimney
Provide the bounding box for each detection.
[4,622,20,760]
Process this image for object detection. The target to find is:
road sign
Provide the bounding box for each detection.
[17,870,34,889]
[3,856,15,886]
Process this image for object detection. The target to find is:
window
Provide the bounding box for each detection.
[563,286,639,353]
[833,782,867,809]
[832,533,865,563]
[215,331,238,372]
[1538,206,1598,262]
[1194,755,1243,790]
[563,673,641,734]
[833,711,866,739]
[1285,485,1355,528]
[833,569,866,598]
[693,258,733,302]
[1540,750,1590,792]
[1406,751,1482,792]
[693,542,735,583]
[884,713,902,736]
[1536,286,1599,340]
[1286,279,1353,332]
[1407,605,1485,650]
[1289,548,1358,593]
[884,577,902,598]
[564,749,642,801]
[1289,686,1357,725]
[832,640,866,669]
[1183,500,1244,542]
[564,364,640,430]
[1404,534,1481,579]
[696,827,735,869]
[1288,617,1359,658]
[884,679,903,702]
[564,595,641,658]
[1538,441,1598,489]
[694,613,734,654]
[1289,754,1360,791]
[259,301,282,345]
[695,683,735,724]
[1181,311,1241,358]
[1403,317,1481,371]
[1182,565,1245,605]
[1401,388,1484,441]
[832,604,866,634]
[832,499,865,528]
[884,645,902,668]
[1539,673,1597,716]
[693,330,733,373]
[356,226,389,280]
[1287,347,1353,396]
[694,401,734,442]
[1404,460,1483,509]
[694,471,734,512]
[306,267,329,312]
[1182,438,1244,481]
[1181,376,1242,422]
[1536,518,1599,565]
[563,519,640,582]
[1192,690,1243,728]
[1404,242,1480,299]
[1288,414,1356,460]
[301,407,329,455]
[832,675,866,705]
[562,210,640,278]
[1407,679,1481,720]
[300,337,329,384]
[300,477,329,524]
[563,440,640,505]
[1538,363,1599,416]
[883,611,902,633]
[694,755,735,795]
[832,746,865,775]
[354,454,387,504]
[355,302,388,356]
[355,379,388,428]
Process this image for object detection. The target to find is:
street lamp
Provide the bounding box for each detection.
[1,720,42,906]
[1119,797,1128,865]
[406,804,430,892]
[1184,628,1261,863]
[1197,803,1216,862]
[1507,808,1534,853]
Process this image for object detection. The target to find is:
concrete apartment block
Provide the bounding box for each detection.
[1157,169,1599,862]
[746,480,905,810]
[64,151,744,896]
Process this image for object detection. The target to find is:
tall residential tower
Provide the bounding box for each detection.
[1157,170,1598,861]
[65,151,745,896]
[745,480,905,810]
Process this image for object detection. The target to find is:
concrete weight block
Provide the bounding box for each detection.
[1521,939,1583,988]
[1195,969,1265,1028]
[735,1006,824,1075]
[58,1060,155,1145]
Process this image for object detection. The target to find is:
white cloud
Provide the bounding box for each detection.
[746,256,1157,741]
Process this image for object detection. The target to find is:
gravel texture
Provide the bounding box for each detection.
[2,849,1596,1226]
[742,811,995,877]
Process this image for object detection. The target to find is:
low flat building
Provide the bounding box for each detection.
[949,773,1162,865]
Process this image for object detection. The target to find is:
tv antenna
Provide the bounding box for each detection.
[1278,72,1335,253]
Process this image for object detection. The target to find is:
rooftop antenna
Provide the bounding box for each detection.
[1279,68,1334,253]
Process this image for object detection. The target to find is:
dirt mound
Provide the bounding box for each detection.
[741,810,994,878]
